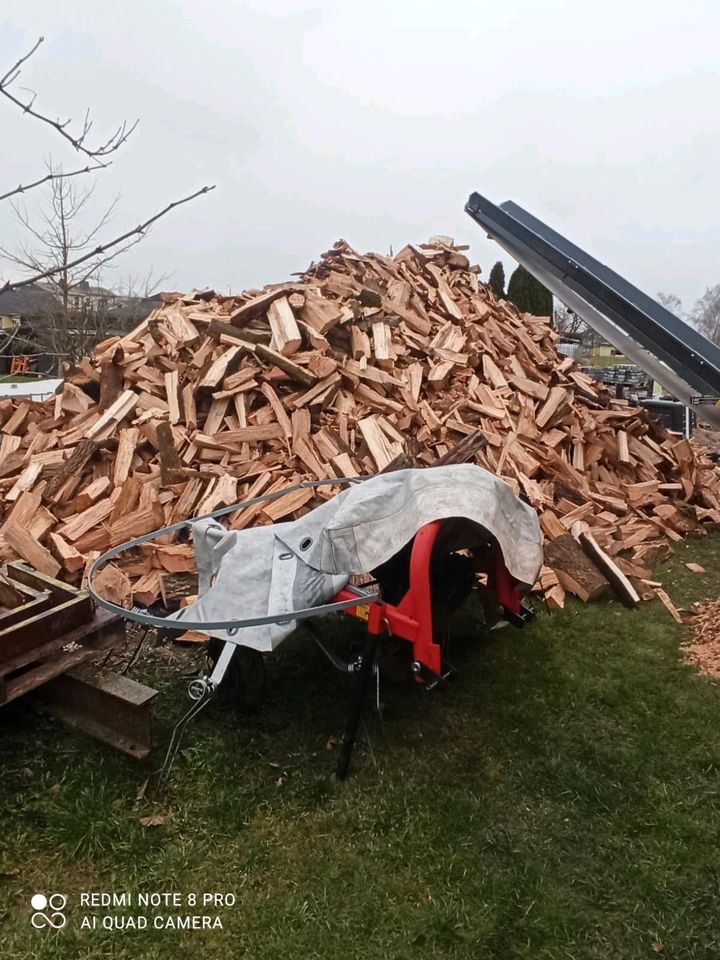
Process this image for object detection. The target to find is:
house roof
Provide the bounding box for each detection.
[0,284,61,318]
[68,280,115,297]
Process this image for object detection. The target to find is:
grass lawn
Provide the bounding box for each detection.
[1,536,720,959]
[0,374,50,384]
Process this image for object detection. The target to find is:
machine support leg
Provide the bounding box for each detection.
[336,629,381,781]
[208,639,237,688]
[155,640,237,792]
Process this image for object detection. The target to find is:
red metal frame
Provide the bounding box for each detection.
[486,544,521,616]
[333,520,523,681]
[10,356,29,375]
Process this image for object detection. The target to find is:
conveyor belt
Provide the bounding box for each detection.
[465,193,720,429]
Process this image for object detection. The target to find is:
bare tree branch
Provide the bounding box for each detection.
[1,184,215,293]
[0,160,110,203]
[0,36,44,87]
[0,37,216,369]
[0,36,139,159]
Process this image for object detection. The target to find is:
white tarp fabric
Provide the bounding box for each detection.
[169,465,543,652]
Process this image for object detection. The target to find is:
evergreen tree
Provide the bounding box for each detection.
[507,265,553,317]
[507,265,532,312]
[533,281,553,318]
[488,261,505,299]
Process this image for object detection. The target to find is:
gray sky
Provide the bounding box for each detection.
[1,1,718,310]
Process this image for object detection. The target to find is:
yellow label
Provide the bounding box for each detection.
[354,604,370,621]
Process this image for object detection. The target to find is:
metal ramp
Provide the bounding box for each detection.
[465,193,720,429]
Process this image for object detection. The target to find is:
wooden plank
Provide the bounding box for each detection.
[0,573,29,608]
[293,436,330,480]
[509,376,548,402]
[182,383,197,430]
[0,593,92,667]
[6,562,78,601]
[482,354,508,389]
[293,373,341,410]
[3,522,60,578]
[207,327,317,386]
[204,397,229,435]
[156,421,183,485]
[0,593,53,631]
[196,423,284,446]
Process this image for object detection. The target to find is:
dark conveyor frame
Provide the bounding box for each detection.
[465,193,720,429]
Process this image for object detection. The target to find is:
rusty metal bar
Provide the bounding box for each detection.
[32,664,158,759]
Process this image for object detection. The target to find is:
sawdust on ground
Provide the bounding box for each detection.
[682,598,720,679]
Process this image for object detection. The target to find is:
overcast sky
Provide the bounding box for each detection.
[1,1,718,310]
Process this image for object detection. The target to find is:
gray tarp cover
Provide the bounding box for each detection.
[169,465,543,652]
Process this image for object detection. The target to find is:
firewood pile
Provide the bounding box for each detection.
[1,236,718,611]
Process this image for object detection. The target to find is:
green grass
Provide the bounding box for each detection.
[583,354,631,367]
[1,537,720,958]
[0,374,51,384]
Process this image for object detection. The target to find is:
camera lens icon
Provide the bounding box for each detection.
[31,893,67,929]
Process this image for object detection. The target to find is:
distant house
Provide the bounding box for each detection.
[66,280,117,313]
[0,284,61,375]
[0,281,165,376]
[590,343,622,359]
[0,284,60,329]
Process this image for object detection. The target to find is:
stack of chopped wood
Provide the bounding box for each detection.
[1,236,718,611]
